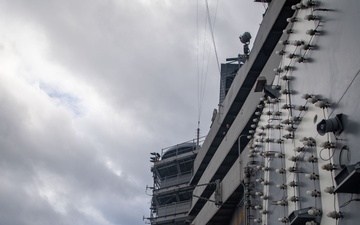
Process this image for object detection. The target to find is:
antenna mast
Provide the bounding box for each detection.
[196,121,200,150]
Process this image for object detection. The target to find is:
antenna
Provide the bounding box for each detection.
[196,122,200,150]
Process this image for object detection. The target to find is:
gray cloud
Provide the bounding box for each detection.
[0,0,265,224]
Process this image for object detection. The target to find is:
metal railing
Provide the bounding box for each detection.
[158,172,192,189]
[160,136,206,157]
[156,200,191,218]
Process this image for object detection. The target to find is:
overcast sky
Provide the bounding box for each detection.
[0,0,264,224]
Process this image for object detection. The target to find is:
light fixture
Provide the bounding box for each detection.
[277,200,288,206]
[254,205,263,210]
[279,40,290,45]
[317,114,344,136]
[295,105,308,111]
[282,104,293,110]
[302,44,315,50]
[302,138,316,146]
[306,29,320,36]
[257,104,264,109]
[315,100,330,108]
[278,217,289,223]
[285,126,295,132]
[283,29,294,34]
[275,153,285,158]
[288,181,298,187]
[261,209,269,214]
[281,75,291,80]
[307,96,319,103]
[293,40,304,46]
[319,141,335,149]
[308,208,321,216]
[304,155,318,163]
[305,14,321,21]
[261,195,269,200]
[281,119,293,124]
[294,146,305,152]
[306,190,321,197]
[256,178,264,183]
[305,173,319,180]
[296,3,306,9]
[288,196,299,202]
[262,152,273,157]
[249,149,258,154]
[150,152,160,157]
[327,211,343,219]
[288,166,299,173]
[281,89,293,95]
[276,168,286,174]
[324,186,335,194]
[254,218,262,223]
[276,184,287,189]
[305,221,317,225]
[283,133,293,139]
[287,17,298,23]
[255,191,264,196]
[288,53,298,59]
[301,93,313,100]
[305,0,320,7]
[300,136,314,142]
[284,65,293,71]
[276,50,286,55]
[321,163,337,171]
[296,56,307,63]
[244,190,252,197]
[289,156,300,162]
[274,68,284,73]
[269,98,280,104]
[291,3,305,10]
[291,4,298,10]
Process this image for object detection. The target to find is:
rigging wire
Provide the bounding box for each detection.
[205,0,221,73]
[197,0,200,124]
[198,0,208,125]
[197,0,221,129]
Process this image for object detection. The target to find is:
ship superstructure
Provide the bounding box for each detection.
[148,141,201,225]
[146,0,360,224]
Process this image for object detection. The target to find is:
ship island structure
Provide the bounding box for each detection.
[146,0,360,225]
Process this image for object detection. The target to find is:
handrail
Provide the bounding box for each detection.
[160,136,206,156]
[155,200,192,218]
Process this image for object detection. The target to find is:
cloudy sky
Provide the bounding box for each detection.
[0,0,264,224]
